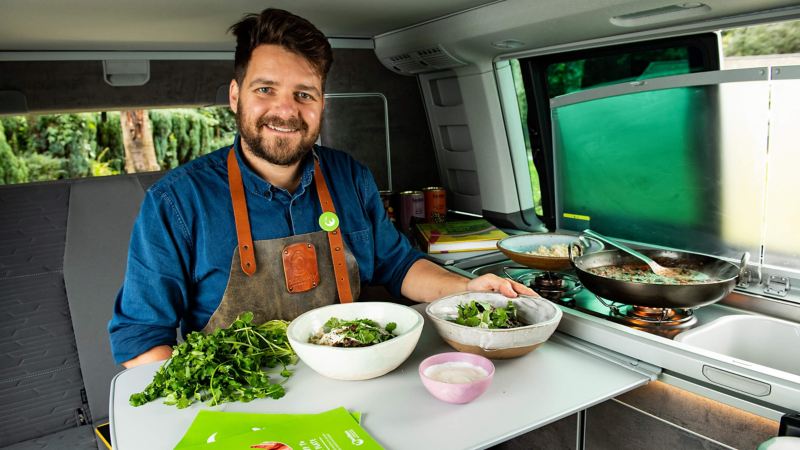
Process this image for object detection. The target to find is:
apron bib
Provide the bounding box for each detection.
[202,149,360,332]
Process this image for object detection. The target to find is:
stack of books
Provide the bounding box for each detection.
[414,219,508,254]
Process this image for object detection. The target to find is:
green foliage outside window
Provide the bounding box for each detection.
[0,121,29,184]
[509,60,543,216]
[545,48,691,99]
[151,108,236,170]
[26,113,98,179]
[0,107,237,185]
[722,21,800,56]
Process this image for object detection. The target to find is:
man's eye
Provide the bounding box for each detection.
[257,87,273,94]
[296,92,314,101]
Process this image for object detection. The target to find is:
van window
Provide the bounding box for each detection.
[0,106,236,185]
[721,19,800,273]
[511,19,800,286]
[510,34,719,229]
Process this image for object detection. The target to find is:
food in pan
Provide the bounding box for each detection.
[587,264,714,285]
[525,243,569,257]
[450,300,525,329]
[309,317,397,347]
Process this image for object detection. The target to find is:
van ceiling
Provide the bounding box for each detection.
[0,0,496,51]
[2,0,798,55]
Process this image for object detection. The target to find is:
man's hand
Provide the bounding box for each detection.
[121,345,173,368]
[401,259,539,302]
[466,273,537,298]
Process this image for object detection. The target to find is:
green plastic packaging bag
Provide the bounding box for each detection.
[174,407,382,450]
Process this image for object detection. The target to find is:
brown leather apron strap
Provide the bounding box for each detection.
[227,149,256,276]
[313,158,354,303]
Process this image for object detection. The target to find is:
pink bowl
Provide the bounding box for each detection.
[418,352,495,404]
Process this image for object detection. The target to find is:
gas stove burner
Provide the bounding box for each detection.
[594,295,697,330]
[505,269,582,302]
[623,306,696,327]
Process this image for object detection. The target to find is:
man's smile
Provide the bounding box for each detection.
[265,123,299,133]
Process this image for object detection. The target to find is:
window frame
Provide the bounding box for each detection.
[515,33,720,230]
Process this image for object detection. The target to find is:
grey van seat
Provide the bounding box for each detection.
[0,172,162,449]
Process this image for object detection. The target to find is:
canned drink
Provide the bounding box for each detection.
[423,186,447,223]
[398,190,425,236]
[379,190,396,223]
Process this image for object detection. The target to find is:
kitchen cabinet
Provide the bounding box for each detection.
[495,382,778,449]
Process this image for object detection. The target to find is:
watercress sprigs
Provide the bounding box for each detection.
[308,317,397,347]
[452,300,524,329]
[129,312,297,409]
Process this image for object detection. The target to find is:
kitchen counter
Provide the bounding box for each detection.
[109,305,655,450]
[444,258,800,418]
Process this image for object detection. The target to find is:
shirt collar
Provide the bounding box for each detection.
[232,135,316,200]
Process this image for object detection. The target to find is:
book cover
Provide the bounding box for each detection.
[415,219,508,254]
[174,407,382,450]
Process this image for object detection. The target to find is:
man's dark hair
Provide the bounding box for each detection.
[229,8,333,86]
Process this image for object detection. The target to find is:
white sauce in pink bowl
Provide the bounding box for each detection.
[423,361,489,384]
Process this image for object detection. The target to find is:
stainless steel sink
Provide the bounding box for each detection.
[675,315,800,377]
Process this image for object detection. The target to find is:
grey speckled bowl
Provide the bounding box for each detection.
[425,291,562,359]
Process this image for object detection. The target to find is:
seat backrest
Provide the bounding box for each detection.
[0,181,87,446]
[63,172,159,423]
[0,171,161,447]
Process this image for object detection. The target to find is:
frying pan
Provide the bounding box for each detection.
[496,233,604,271]
[569,242,748,309]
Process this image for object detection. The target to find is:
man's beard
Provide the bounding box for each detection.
[236,104,319,167]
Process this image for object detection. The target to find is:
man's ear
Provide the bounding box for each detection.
[229,79,239,113]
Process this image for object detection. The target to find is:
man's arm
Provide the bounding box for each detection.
[400,258,535,302]
[109,187,190,367]
[121,345,173,368]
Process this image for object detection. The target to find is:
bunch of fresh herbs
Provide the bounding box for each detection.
[129,312,297,409]
[308,317,397,347]
[452,300,524,329]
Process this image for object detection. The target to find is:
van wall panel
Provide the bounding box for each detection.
[325,49,438,192]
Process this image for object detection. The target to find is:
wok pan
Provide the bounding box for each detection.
[497,233,604,271]
[569,243,748,309]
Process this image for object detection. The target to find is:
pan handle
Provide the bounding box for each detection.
[737,252,750,283]
[568,238,585,264]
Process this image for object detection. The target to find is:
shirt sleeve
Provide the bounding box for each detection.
[358,165,424,297]
[108,186,193,364]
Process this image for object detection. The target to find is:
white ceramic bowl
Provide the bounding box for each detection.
[426,291,562,359]
[287,302,424,380]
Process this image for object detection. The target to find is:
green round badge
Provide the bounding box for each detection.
[318,211,339,232]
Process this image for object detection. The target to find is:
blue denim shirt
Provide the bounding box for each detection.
[108,138,423,364]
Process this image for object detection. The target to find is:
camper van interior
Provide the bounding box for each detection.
[2,0,800,449]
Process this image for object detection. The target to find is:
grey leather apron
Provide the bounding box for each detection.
[202,149,360,332]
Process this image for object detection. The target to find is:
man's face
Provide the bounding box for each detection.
[230,44,324,167]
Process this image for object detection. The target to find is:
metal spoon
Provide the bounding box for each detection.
[581,229,680,279]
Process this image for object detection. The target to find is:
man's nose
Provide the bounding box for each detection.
[269,93,300,117]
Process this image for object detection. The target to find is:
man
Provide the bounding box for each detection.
[109,8,533,368]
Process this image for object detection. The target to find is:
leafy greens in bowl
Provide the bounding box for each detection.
[287,302,424,380]
[452,300,524,329]
[426,292,562,359]
[309,317,398,347]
